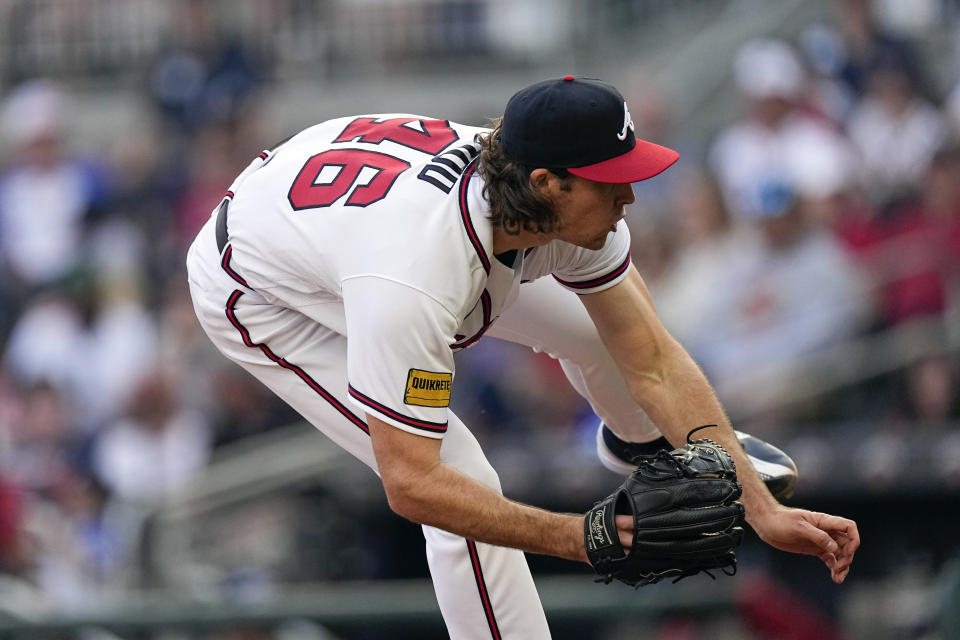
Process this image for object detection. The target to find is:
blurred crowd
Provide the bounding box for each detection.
[0,0,957,627]
[459,0,960,451]
[0,11,302,609]
[626,9,960,422]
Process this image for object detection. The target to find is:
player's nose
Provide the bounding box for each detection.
[616,183,635,206]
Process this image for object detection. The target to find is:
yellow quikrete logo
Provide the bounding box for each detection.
[404,369,452,407]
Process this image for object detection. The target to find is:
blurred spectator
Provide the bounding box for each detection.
[0,474,27,576]
[172,122,258,252]
[147,2,264,134]
[836,0,929,98]
[92,372,211,503]
[3,275,158,432]
[453,338,591,445]
[622,73,698,224]
[143,3,268,257]
[831,146,960,327]
[627,217,677,289]
[105,124,187,296]
[894,353,960,427]
[156,276,227,412]
[24,466,124,609]
[0,382,76,494]
[737,572,847,640]
[651,172,742,348]
[792,145,875,247]
[0,79,113,337]
[797,23,859,128]
[0,383,123,610]
[209,364,299,449]
[0,473,40,613]
[947,82,960,137]
[847,48,948,208]
[689,178,870,399]
[708,39,857,222]
[923,145,960,251]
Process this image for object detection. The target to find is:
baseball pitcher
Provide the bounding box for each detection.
[186,77,859,639]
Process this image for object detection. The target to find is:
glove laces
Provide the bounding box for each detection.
[686,423,719,443]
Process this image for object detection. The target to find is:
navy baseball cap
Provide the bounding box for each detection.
[501,76,679,184]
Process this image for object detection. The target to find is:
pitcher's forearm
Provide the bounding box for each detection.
[623,338,778,520]
[402,462,588,561]
[369,415,588,563]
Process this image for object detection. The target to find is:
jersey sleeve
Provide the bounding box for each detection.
[551,220,632,294]
[342,275,459,438]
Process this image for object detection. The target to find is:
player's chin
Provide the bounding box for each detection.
[580,235,609,251]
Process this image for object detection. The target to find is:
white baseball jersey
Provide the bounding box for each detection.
[186,114,651,639]
[218,114,632,439]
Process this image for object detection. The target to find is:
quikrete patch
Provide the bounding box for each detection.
[404,369,453,407]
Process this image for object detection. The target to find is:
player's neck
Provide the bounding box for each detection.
[491,225,554,254]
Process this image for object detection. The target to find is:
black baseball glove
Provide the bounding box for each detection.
[584,426,745,587]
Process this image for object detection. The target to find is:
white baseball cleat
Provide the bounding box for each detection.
[596,423,798,499]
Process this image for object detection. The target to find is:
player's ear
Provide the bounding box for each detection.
[529,168,556,195]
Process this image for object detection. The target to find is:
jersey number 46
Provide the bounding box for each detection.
[287,118,459,210]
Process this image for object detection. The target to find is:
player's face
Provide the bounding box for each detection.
[551,175,635,250]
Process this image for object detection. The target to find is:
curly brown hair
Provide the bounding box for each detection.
[476,118,572,236]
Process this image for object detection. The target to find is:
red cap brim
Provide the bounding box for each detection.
[567,140,679,184]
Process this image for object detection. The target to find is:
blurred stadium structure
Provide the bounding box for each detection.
[1,0,960,638]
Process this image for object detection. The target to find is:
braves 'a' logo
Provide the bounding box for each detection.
[617,101,635,141]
